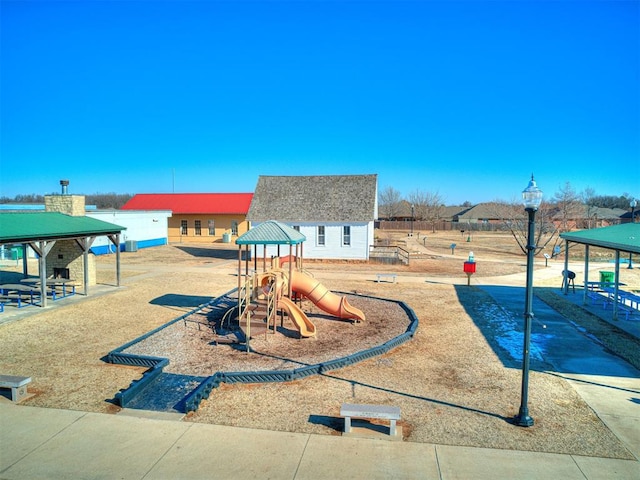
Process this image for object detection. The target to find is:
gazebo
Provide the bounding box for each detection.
[0,212,125,307]
[560,223,640,320]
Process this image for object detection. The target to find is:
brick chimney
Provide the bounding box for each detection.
[44,180,86,216]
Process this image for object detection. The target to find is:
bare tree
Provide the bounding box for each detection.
[553,182,582,232]
[407,189,445,232]
[378,186,403,220]
[581,187,598,229]
[489,199,559,256]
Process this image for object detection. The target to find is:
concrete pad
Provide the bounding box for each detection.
[572,455,640,480]
[117,407,185,421]
[1,411,191,480]
[598,414,640,460]
[436,445,587,479]
[296,434,440,479]
[563,374,640,417]
[146,423,308,479]
[561,374,640,458]
[0,403,85,471]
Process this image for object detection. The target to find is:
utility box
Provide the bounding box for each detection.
[125,240,138,252]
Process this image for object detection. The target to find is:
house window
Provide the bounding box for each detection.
[342,226,351,246]
[231,221,238,236]
[317,226,325,246]
[195,220,202,236]
[208,220,215,236]
[181,220,188,235]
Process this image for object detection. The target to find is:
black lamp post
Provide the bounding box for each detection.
[411,204,415,236]
[629,199,636,269]
[515,174,543,427]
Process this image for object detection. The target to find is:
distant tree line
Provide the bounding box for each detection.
[378,183,635,219]
[0,193,133,209]
[378,182,636,256]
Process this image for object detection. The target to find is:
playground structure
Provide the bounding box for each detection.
[220,221,366,350]
[107,221,417,412]
[226,255,365,349]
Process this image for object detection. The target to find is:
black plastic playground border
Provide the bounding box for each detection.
[107,289,419,413]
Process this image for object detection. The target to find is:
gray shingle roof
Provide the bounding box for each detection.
[247,174,377,223]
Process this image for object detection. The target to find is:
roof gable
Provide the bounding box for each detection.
[0,212,126,244]
[456,203,506,220]
[247,174,377,223]
[121,193,253,214]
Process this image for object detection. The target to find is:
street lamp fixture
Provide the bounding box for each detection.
[515,174,543,427]
[411,204,415,237]
[629,199,637,269]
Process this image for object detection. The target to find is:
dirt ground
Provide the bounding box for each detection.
[1,230,638,460]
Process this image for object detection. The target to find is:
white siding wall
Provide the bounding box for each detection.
[87,210,171,251]
[253,221,373,260]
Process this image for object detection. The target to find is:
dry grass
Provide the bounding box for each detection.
[0,231,636,460]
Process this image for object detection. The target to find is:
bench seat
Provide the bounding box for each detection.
[340,403,400,436]
[375,273,397,283]
[0,375,32,402]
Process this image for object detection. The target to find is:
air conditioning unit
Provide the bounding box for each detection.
[125,240,138,252]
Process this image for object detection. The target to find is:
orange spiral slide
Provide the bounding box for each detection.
[289,270,365,322]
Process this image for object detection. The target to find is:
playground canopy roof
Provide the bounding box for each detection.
[235,220,306,245]
[560,223,640,254]
[0,212,126,245]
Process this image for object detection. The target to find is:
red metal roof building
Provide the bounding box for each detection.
[122,193,253,244]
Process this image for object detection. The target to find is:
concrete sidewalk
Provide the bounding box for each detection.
[1,402,639,480]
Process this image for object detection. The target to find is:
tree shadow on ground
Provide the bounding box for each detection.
[175,246,238,260]
[150,293,213,308]
[322,373,513,424]
[240,350,513,424]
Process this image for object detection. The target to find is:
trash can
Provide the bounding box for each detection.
[599,271,614,285]
[222,233,231,243]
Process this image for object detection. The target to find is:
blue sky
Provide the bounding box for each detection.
[1,0,638,205]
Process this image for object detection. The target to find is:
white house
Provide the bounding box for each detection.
[246,174,378,260]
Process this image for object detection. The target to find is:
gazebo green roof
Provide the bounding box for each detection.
[560,223,640,254]
[0,212,126,244]
[235,220,306,245]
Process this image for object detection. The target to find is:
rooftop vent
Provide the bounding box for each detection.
[60,179,69,195]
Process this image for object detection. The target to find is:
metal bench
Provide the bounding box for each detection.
[376,273,397,283]
[340,403,400,436]
[0,375,32,402]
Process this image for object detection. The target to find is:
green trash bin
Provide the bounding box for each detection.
[599,271,614,286]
